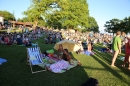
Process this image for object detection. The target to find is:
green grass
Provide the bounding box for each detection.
[0,38,130,86]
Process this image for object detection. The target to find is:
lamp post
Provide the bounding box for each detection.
[12,11,15,28]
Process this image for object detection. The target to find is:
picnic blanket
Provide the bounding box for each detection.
[0,58,7,65]
[49,60,70,73]
[38,56,78,73]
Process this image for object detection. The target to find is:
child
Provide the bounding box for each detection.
[58,44,64,59]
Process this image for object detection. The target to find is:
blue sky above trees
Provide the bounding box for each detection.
[0,0,130,33]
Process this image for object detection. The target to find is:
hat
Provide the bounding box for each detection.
[127,35,130,39]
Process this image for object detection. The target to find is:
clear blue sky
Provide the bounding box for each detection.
[0,0,130,32]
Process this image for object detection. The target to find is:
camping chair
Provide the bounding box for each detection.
[27,47,46,74]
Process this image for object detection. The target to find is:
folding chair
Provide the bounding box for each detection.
[27,47,46,74]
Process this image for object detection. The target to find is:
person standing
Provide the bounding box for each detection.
[111,31,121,67]
[122,35,130,70]
[121,32,126,49]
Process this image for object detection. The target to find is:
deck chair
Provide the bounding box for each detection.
[27,47,46,74]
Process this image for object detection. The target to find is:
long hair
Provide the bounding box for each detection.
[58,44,64,52]
[64,49,68,53]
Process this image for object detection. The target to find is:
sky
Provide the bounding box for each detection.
[0,0,130,32]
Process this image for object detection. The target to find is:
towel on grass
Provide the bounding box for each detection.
[0,58,7,65]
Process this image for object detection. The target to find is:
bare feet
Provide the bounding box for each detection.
[111,65,116,67]
[45,66,51,71]
[78,61,82,66]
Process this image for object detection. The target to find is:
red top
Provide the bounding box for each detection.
[4,37,9,43]
[125,39,130,54]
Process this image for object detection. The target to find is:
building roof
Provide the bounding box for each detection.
[0,15,3,17]
[8,21,32,26]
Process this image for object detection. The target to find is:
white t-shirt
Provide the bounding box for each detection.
[23,38,29,42]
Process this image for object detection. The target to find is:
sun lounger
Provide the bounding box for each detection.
[27,47,46,74]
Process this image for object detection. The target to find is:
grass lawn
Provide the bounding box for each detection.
[0,38,130,86]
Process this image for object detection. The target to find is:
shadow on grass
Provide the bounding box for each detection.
[91,49,130,85]
[69,52,89,86]
[94,49,130,77]
[0,44,89,86]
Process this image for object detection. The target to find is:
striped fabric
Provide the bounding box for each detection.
[27,47,43,65]
[50,60,70,73]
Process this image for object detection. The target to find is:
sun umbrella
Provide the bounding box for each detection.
[54,40,80,52]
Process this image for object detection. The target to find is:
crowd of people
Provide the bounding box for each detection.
[1,26,130,69]
[43,29,130,70]
[0,27,44,46]
[1,26,130,85]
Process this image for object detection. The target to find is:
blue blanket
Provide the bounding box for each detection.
[0,58,7,65]
[84,50,94,56]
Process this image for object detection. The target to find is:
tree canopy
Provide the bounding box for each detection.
[0,10,15,21]
[23,0,99,32]
[17,17,29,22]
[104,17,130,34]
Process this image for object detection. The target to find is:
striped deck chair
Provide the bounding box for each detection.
[27,47,46,74]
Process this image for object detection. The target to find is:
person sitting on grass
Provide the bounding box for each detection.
[58,44,64,59]
[0,34,4,44]
[44,37,49,44]
[16,35,23,45]
[63,49,82,65]
[62,49,71,64]
[23,35,32,46]
[4,35,9,45]
[45,49,82,73]
[99,46,112,53]
[7,35,13,46]
[76,40,84,54]
[84,42,94,55]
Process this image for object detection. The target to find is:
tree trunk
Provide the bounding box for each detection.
[33,20,38,29]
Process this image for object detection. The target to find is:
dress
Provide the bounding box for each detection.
[125,39,130,54]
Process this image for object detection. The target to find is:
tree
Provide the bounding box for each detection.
[120,17,130,33]
[23,0,100,32]
[0,10,15,21]
[104,18,120,34]
[87,16,99,32]
[104,17,130,34]
[17,18,22,22]
[55,0,89,30]
[23,0,53,28]
[37,17,46,26]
